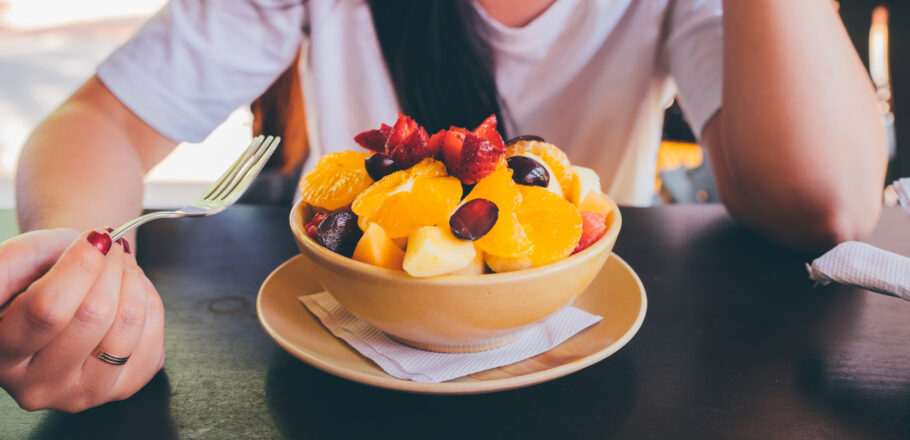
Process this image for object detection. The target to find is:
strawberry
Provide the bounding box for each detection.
[354,123,391,153]
[445,132,505,184]
[573,212,607,254]
[428,129,445,154]
[305,211,330,240]
[473,114,506,152]
[386,113,419,149]
[442,129,466,166]
[353,114,440,168]
[389,126,435,168]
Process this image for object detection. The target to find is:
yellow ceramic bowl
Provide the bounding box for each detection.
[289,197,622,353]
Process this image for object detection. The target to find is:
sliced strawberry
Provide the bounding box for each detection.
[354,113,441,168]
[473,114,506,152]
[474,114,497,134]
[305,211,329,240]
[447,133,504,184]
[386,113,419,150]
[428,129,445,154]
[389,126,433,168]
[423,128,441,158]
[354,123,391,153]
[442,130,466,166]
[573,212,607,254]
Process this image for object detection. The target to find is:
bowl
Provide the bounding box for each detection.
[289,197,621,353]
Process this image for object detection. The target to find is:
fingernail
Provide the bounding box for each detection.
[104,227,114,233]
[117,238,131,254]
[87,231,112,255]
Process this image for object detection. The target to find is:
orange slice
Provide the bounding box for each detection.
[299,151,373,210]
[460,166,532,258]
[462,165,520,213]
[514,186,583,267]
[475,211,532,258]
[506,141,574,196]
[352,158,462,238]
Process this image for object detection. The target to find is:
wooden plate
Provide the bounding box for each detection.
[256,253,647,394]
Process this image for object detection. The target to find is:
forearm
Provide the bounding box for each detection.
[16,77,175,232]
[714,0,887,250]
[17,108,143,231]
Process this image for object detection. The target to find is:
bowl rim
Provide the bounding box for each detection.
[289,193,622,285]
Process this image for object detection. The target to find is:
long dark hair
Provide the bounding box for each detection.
[253,1,504,171]
[368,0,505,135]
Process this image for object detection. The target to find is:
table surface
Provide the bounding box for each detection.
[2,205,909,439]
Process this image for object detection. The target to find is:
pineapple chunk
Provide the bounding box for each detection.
[352,223,406,271]
[484,253,533,273]
[403,226,476,277]
[569,166,602,206]
[448,250,486,276]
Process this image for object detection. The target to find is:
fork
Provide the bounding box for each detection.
[109,135,281,242]
[0,135,280,322]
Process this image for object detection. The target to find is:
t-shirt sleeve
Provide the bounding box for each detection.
[663,0,724,139]
[96,0,306,142]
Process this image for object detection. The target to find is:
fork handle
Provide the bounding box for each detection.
[110,211,185,242]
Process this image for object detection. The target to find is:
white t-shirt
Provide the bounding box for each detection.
[97,0,723,206]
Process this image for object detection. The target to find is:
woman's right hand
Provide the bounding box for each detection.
[0,229,165,413]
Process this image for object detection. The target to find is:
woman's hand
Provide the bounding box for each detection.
[0,229,165,413]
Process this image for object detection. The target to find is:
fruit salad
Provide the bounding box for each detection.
[298,113,616,277]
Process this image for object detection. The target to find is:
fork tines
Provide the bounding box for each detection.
[203,135,280,202]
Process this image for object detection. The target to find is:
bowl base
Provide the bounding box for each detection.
[389,334,523,353]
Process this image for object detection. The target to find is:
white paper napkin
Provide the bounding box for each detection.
[807,241,910,300]
[299,292,602,383]
[894,178,910,215]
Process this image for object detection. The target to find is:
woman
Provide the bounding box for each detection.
[3,0,887,411]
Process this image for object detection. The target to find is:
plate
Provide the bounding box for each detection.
[256,253,647,394]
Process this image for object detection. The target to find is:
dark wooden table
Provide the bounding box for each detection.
[2,205,909,439]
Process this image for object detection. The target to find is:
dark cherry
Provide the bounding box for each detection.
[507,156,550,188]
[505,135,545,146]
[449,199,499,241]
[364,153,401,181]
[316,210,363,256]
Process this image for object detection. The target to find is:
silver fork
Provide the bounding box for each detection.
[109,135,281,242]
[0,136,280,322]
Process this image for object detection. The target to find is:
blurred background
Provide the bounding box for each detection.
[659,0,906,203]
[0,0,251,210]
[0,0,905,210]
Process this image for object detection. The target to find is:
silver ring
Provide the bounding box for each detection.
[92,346,130,366]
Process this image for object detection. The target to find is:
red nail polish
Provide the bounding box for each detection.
[104,227,114,233]
[87,231,112,255]
[117,238,131,254]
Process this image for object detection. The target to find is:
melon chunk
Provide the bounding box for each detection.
[579,191,616,228]
[403,226,476,277]
[352,223,405,271]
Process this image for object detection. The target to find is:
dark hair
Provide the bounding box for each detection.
[253,1,506,175]
[367,0,506,136]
